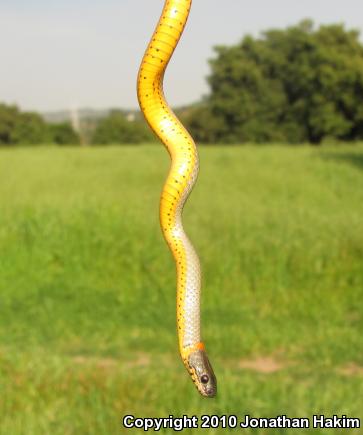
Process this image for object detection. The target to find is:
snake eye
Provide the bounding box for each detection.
[201,375,209,384]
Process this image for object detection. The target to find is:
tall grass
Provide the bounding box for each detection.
[0,145,362,434]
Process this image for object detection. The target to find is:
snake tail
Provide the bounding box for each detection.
[137,0,217,397]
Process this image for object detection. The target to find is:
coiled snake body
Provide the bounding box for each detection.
[137,0,217,397]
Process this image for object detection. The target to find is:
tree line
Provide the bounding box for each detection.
[183,20,363,144]
[0,104,154,146]
[1,20,363,146]
[0,103,80,145]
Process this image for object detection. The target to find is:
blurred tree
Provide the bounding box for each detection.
[49,122,80,145]
[0,103,82,145]
[91,110,155,144]
[0,104,20,145]
[193,20,363,144]
[11,112,50,144]
[0,103,48,145]
[180,104,226,143]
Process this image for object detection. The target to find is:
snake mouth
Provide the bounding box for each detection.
[200,384,217,398]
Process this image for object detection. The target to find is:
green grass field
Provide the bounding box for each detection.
[0,144,362,434]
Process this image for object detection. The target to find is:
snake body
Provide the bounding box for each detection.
[137,0,217,397]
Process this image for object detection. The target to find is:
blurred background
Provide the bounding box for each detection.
[0,0,362,434]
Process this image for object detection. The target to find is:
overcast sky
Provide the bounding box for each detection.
[0,0,362,112]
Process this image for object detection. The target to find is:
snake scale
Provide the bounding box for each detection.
[137,0,217,397]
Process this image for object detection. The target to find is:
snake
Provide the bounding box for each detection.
[137,0,217,397]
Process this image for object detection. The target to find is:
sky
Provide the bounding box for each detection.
[0,0,362,112]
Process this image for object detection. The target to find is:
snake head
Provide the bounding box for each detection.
[187,349,217,398]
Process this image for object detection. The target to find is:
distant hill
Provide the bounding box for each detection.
[41,104,199,125]
[42,108,141,124]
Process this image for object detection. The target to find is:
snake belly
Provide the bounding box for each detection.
[137,0,217,397]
